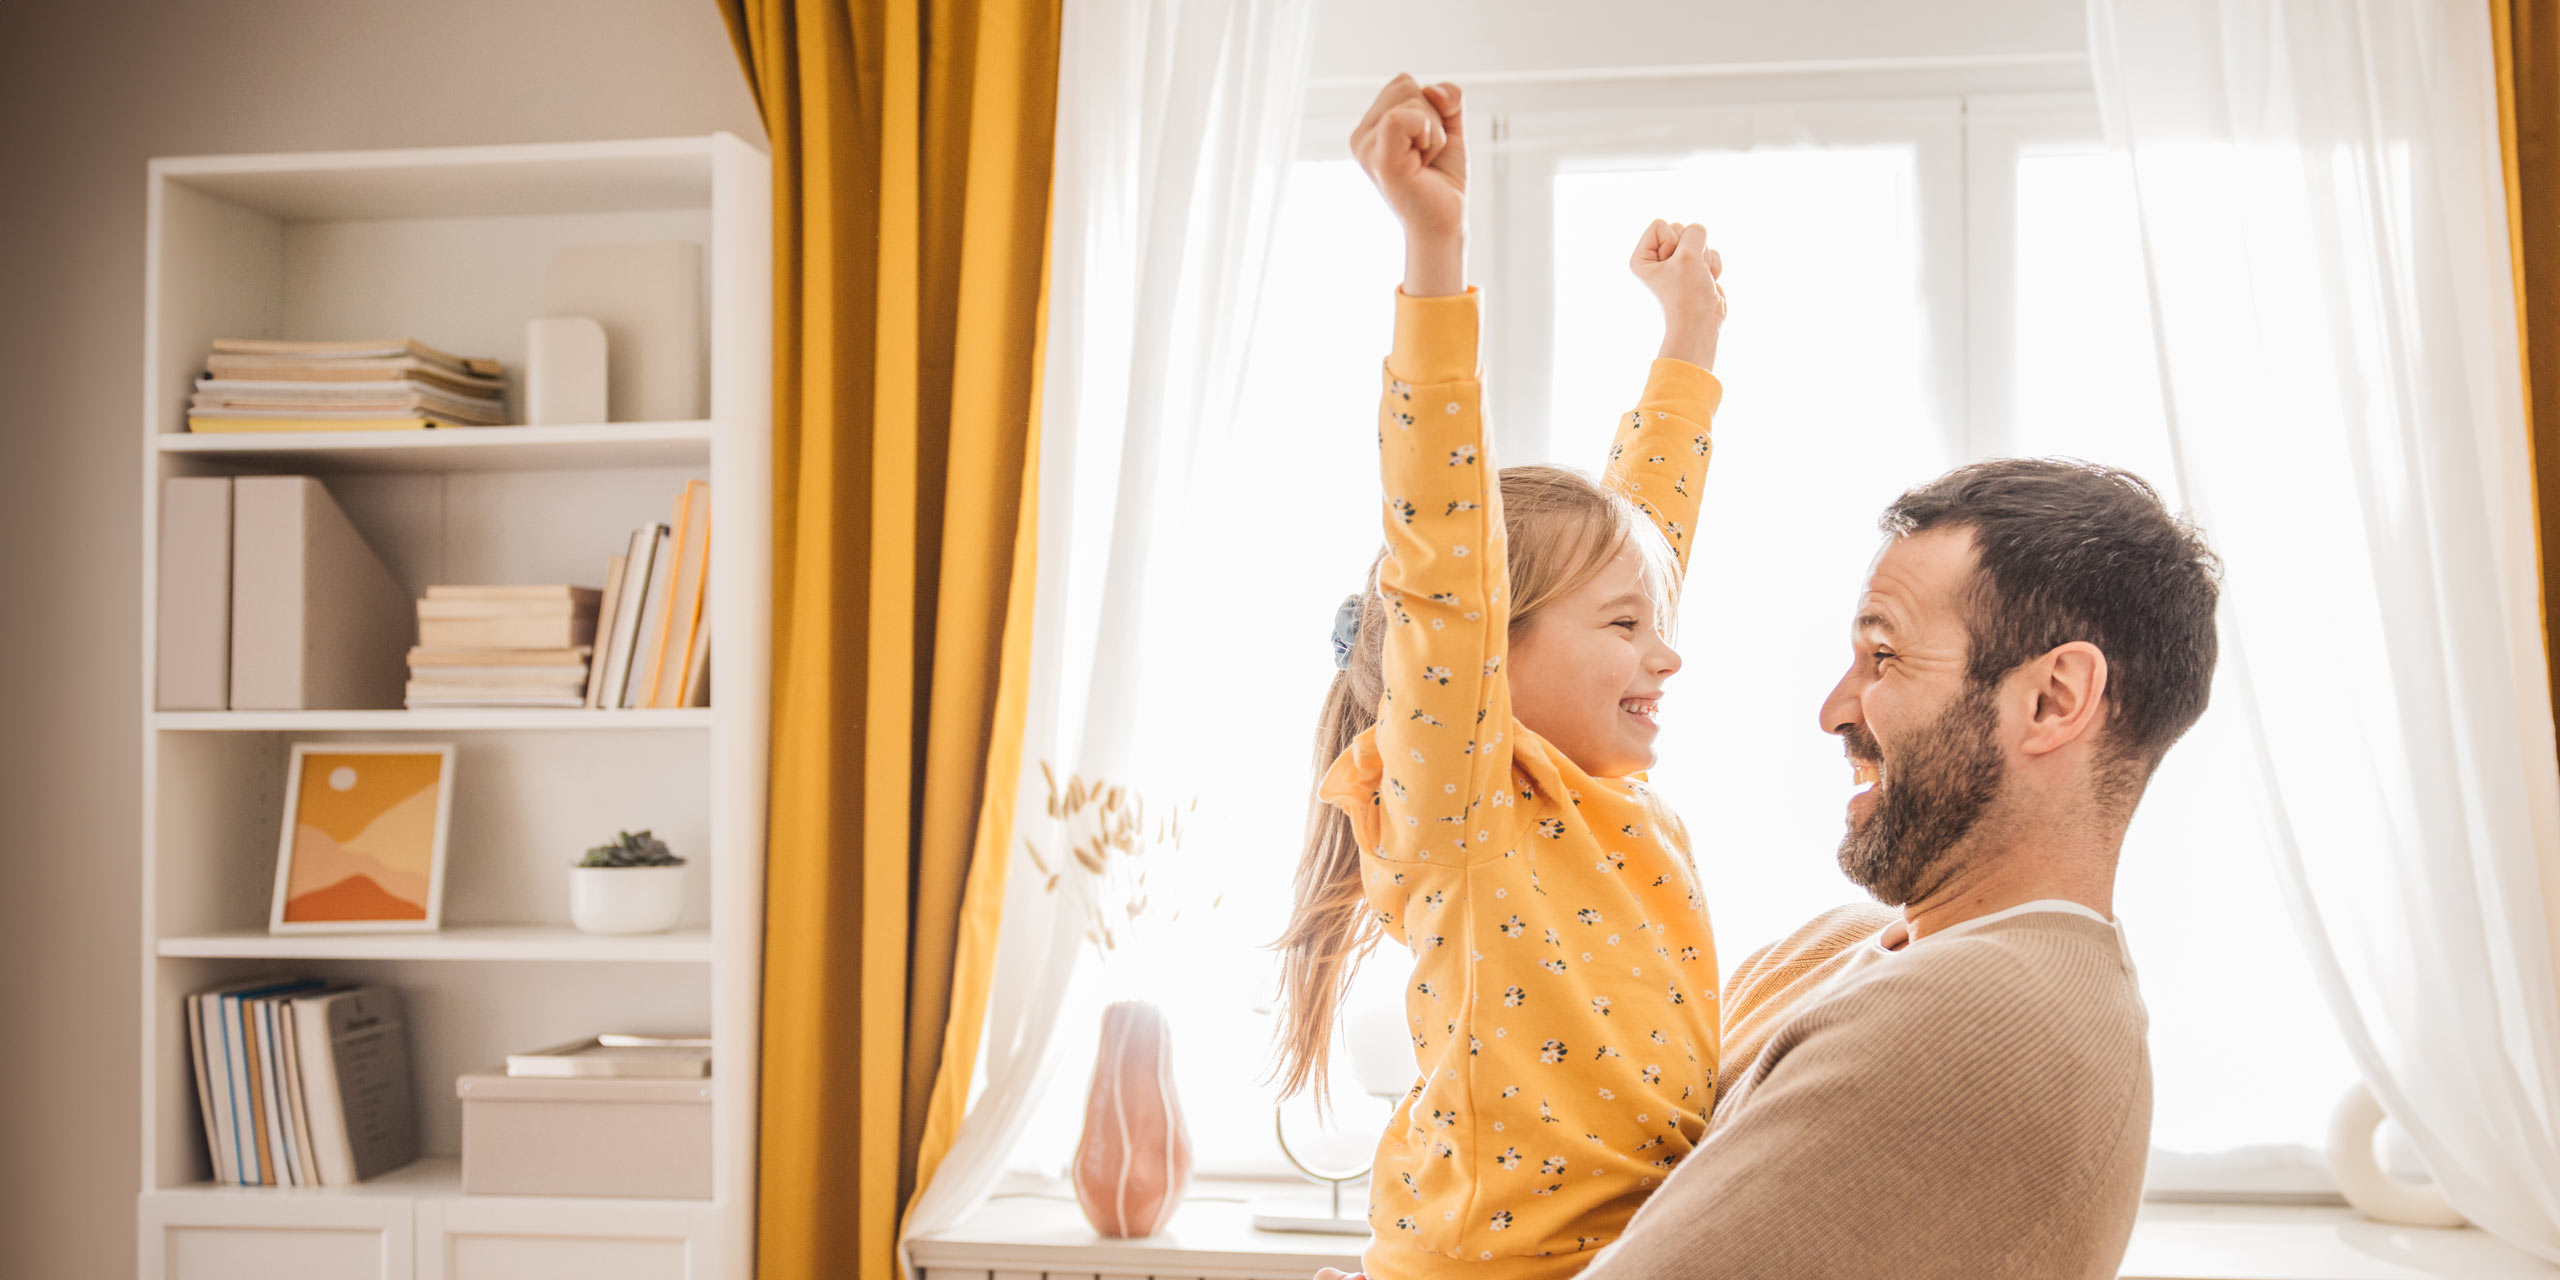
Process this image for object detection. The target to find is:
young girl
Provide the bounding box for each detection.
[1272,77,1728,1278]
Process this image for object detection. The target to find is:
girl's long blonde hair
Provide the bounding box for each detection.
[1268,463,1675,1107]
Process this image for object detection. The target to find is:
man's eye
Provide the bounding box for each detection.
[1872,649,1896,665]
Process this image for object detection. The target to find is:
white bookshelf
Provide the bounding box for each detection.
[134,133,772,1280]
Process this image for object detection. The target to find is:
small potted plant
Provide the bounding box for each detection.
[571,829,687,935]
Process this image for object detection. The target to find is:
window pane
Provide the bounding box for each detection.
[2013,149,2177,485]
[2011,147,2358,1167]
[1551,148,1960,982]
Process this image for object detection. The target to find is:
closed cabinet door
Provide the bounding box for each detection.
[414,1198,717,1280]
[141,1194,413,1280]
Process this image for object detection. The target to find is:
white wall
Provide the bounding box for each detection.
[0,3,761,1276]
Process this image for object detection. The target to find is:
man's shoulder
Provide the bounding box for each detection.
[1715,902,1900,1094]
[1716,910,2151,1158]
[1725,901,1899,996]
[1815,912,2148,1058]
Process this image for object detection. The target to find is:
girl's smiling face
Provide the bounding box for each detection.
[1507,537,1683,778]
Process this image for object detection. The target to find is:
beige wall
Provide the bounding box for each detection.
[0,2,761,1275]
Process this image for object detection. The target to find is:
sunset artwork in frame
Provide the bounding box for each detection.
[269,743,454,934]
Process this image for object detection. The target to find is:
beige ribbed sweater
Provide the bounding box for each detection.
[1580,902,2152,1280]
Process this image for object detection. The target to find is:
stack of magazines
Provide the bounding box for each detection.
[506,1034,712,1078]
[188,338,509,433]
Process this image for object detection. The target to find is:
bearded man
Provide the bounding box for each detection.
[1583,457,2222,1278]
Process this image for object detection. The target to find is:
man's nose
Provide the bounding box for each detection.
[1819,668,1860,738]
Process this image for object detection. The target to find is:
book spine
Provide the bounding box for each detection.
[640,486,697,708]
[621,526,675,709]
[654,483,711,709]
[253,1000,292,1186]
[332,991,420,1181]
[251,1002,278,1185]
[235,996,271,1184]
[416,616,598,650]
[185,994,228,1185]
[604,526,665,709]
[584,553,628,709]
[680,611,712,708]
[279,998,319,1187]
[276,999,308,1187]
[295,997,356,1187]
[220,994,256,1184]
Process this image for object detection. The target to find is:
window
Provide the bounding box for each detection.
[1004,88,2358,1199]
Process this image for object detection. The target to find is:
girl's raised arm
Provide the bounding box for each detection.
[1342,77,1516,867]
[1604,220,1728,583]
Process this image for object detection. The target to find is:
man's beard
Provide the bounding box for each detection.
[1837,681,2007,906]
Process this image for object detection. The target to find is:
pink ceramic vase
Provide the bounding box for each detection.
[1071,999,1193,1236]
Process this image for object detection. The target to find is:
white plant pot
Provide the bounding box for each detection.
[571,865,687,935]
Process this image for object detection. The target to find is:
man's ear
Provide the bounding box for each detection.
[2019,641,2109,758]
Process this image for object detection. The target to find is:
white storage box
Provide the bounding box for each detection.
[457,1068,712,1198]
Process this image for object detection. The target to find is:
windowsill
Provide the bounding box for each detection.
[908,1184,2560,1280]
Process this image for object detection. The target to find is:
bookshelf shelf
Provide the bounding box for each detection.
[157,926,716,964]
[153,1156,723,1219]
[153,421,717,474]
[153,708,714,732]
[158,1156,469,1203]
[137,132,772,1280]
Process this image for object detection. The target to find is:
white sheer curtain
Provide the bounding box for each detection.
[2089,0,2560,1258]
[896,0,1313,1261]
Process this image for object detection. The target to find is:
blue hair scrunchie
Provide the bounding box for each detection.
[1331,593,1364,671]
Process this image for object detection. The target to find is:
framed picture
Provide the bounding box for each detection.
[270,743,455,934]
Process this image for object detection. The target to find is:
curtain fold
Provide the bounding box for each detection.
[2090,0,2560,1258]
[717,3,1061,1278]
[896,0,1314,1255]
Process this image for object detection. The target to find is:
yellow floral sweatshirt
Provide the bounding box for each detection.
[1320,289,1724,1280]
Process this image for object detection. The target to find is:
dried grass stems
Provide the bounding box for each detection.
[1027,759,1216,956]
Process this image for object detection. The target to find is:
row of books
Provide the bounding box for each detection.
[187,337,510,433]
[399,478,712,710]
[187,979,418,1187]
[594,478,712,710]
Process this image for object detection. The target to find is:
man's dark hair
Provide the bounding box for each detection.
[1880,458,2223,794]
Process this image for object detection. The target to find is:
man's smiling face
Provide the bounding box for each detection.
[1820,526,2010,905]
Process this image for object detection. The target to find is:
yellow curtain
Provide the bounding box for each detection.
[2502,1,2557,647]
[717,2,1060,1277]
[2493,0,2560,998]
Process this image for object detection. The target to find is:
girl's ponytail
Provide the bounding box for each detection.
[1269,565,1387,1110]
